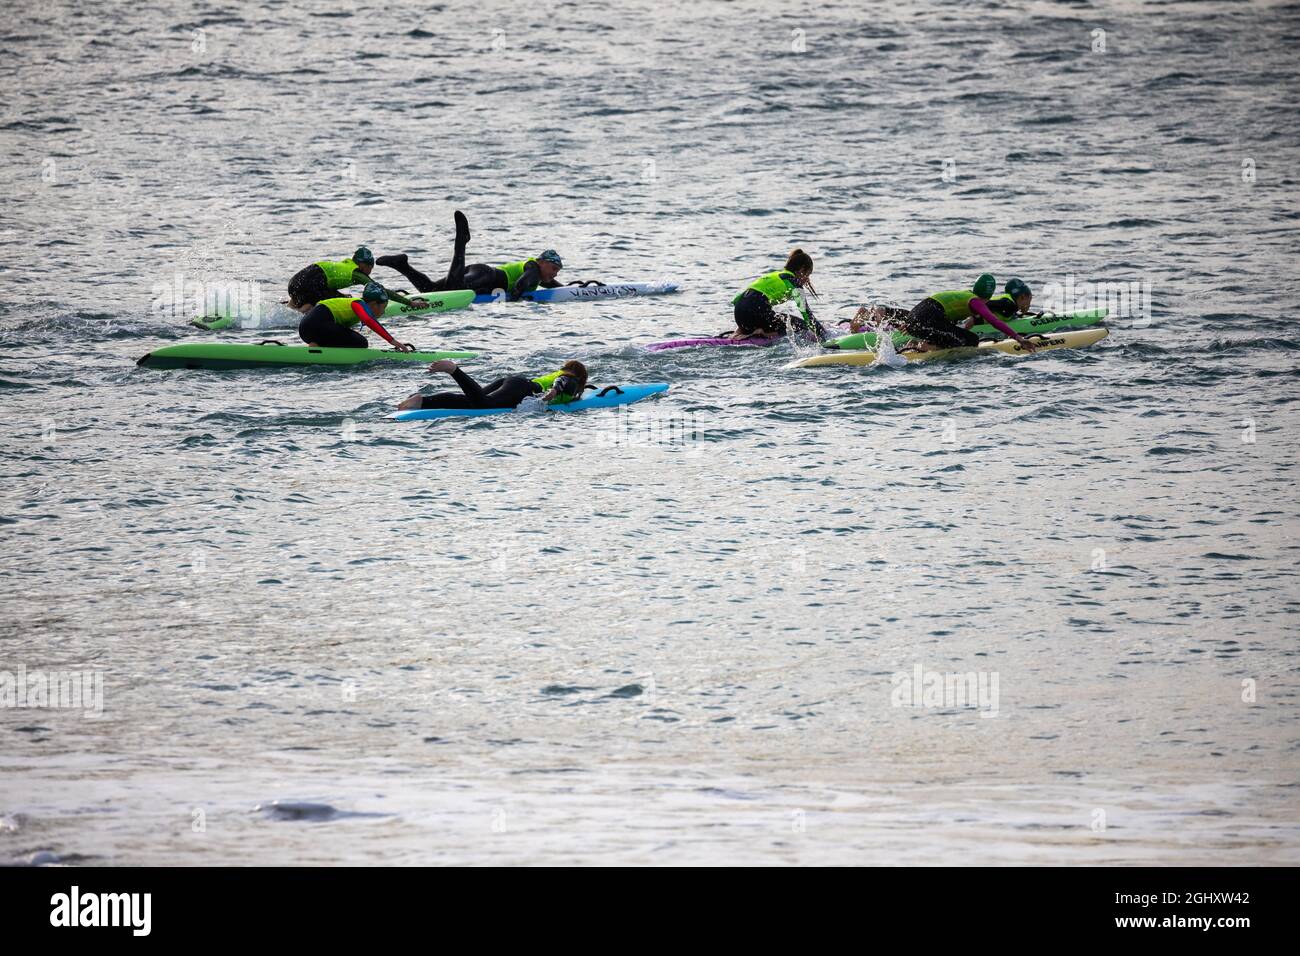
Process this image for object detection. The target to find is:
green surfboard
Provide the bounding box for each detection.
[190,289,477,331]
[138,342,477,371]
[825,308,1108,350]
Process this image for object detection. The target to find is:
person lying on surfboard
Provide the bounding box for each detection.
[377,211,564,302]
[850,278,1035,332]
[847,275,1037,352]
[298,282,414,351]
[729,248,826,341]
[286,246,418,310]
[397,359,588,411]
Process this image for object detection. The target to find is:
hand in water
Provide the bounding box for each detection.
[428,359,458,373]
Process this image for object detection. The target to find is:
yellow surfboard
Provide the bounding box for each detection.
[785,327,1110,369]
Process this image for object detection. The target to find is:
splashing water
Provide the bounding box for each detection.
[779,310,824,358]
[873,330,909,368]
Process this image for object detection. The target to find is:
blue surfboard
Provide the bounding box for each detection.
[389,383,669,421]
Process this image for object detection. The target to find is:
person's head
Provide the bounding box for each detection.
[1004,278,1032,311]
[361,281,389,314]
[554,359,588,399]
[353,246,375,275]
[972,273,996,299]
[536,249,563,283]
[785,248,814,286]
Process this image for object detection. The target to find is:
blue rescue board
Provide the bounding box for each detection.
[389,383,669,421]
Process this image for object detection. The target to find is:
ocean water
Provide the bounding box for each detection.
[1,0,1298,865]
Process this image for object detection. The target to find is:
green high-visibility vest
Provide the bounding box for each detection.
[319,297,363,326]
[738,270,798,307]
[984,293,1018,317]
[735,270,813,324]
[927,289,979,322]
[499,260,534,290]
[532,370,577,405]
[315,258,364,289]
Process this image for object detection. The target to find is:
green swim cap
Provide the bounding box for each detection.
[1005,278,1032,299]
[972,273,996,298]
[361,281,388,303]
[353,246,375,266]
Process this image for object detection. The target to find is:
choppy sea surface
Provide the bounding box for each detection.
[2,0,1298,865]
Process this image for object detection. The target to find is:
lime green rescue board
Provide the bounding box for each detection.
[825,308,1108,351]
[785,328,1109,369]
[190,289,477,331]
[138,342,477,371]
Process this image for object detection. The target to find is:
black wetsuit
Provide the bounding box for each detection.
[381,238,560,300]
[417,367,543,410]
[287,264,335,308]
[734,288,824,338]
[388,259,508,297]
[866,296,1019,348]
[895,299,977,349]
[298,303,368,348]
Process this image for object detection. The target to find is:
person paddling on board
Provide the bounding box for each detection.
[397,359,589,411]
[848,274,1037,352]
[286,246,417,311]
[857,278,1037,329]
[298,282,415,351]
[989,278,1035,320]
[378,211,565,301]
[729,249,825,341]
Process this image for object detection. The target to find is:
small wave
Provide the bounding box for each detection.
[1205,337,1300,353]
[1,117,81,133]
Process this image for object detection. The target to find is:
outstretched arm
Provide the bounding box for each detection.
[969,298,1018,338]
[351,301,410,350]
[970,298,1035,350]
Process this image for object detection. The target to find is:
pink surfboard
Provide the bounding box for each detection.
[645,336,780,352]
